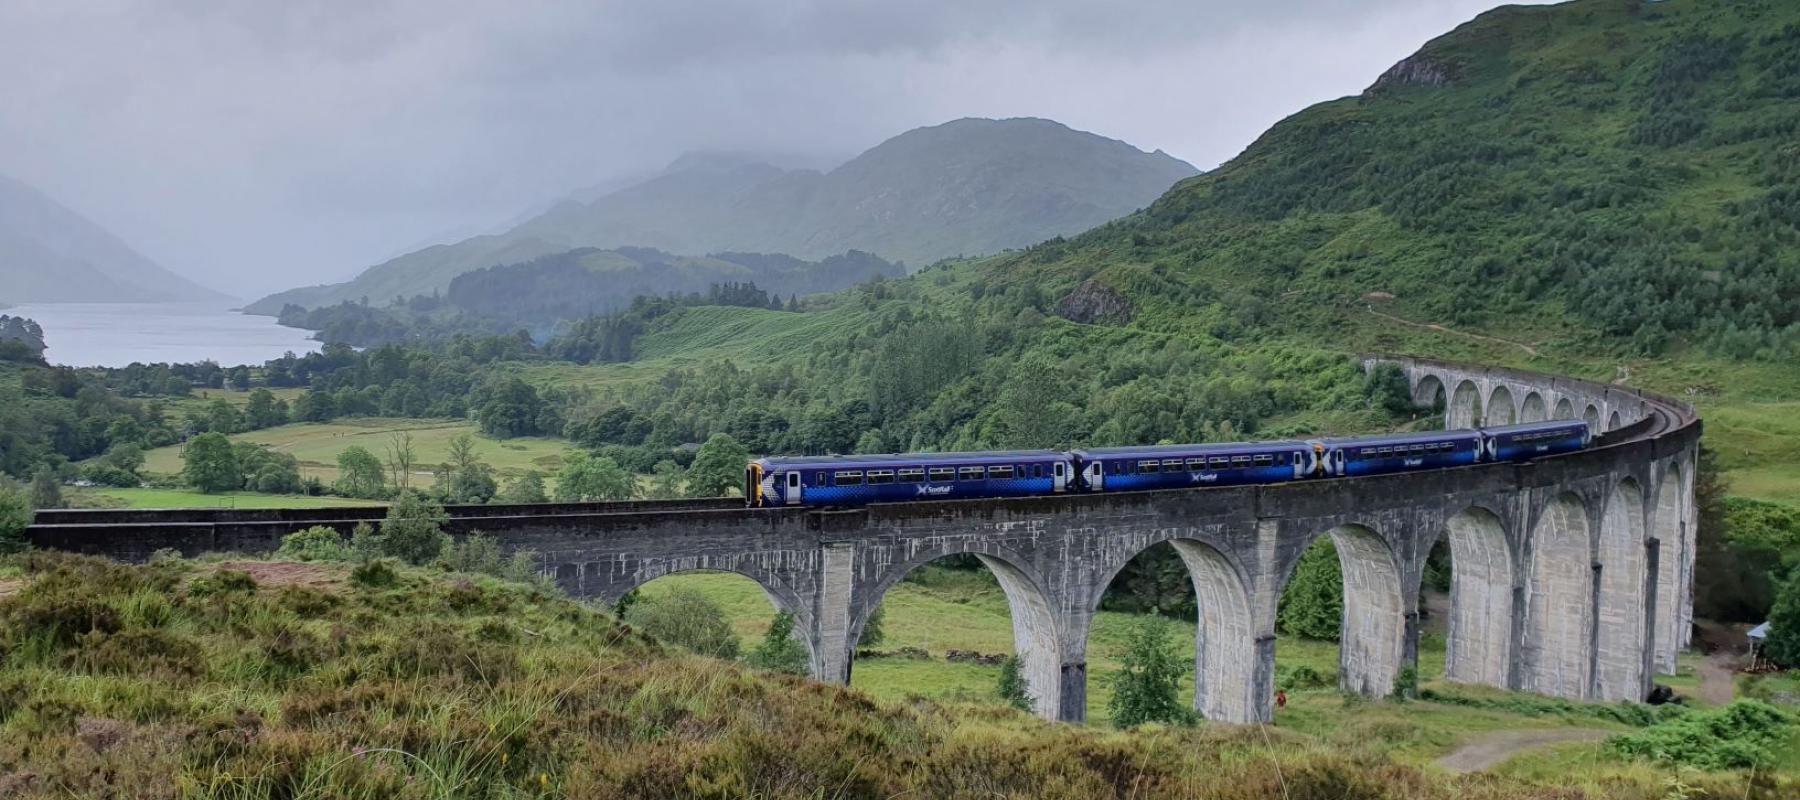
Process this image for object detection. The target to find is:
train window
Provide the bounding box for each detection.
[815,471,827,487]
[989,465,1015,479]
[1162,459,1183,471]
[1209,456,1229,468]
[1231,456,1252,467]
[1138,460,1160,473]
[897,468,925,483]
[834,471,863,486]
[959,466,985,480]
[866,470,895,484]
[1186,458,1207,470]
[929,467,955,482]
[1254,455,1273,466]
[1032,464,1043,478]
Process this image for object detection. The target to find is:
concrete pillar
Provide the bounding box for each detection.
[1593,480,1647,701]
[1249,519,1281,723]
[1056,612,1090,724]
[1332,525,1406,698]
[813,541,856,684]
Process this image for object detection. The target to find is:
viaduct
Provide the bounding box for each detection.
[27,356,1701,726]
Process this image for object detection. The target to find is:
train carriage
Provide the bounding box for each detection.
[1321,430,1483,478]
[1482,420,1591,462]
[746,450,1072,507]
[1072,442,1309,493]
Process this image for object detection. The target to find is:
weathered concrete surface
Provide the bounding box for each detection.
[29,356,1700,723]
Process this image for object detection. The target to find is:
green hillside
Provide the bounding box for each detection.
[248,118,1199,312]
[972,0,1799,361]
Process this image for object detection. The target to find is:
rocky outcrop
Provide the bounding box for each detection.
[1367,52,1454,93]
[1055,278,1135,326]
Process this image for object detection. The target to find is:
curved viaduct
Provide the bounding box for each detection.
[27,356,1700,725]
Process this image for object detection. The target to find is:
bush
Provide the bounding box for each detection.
[442,532,541,584]
[367,492,450,565]
[747,611,810,674]
[350,558,399,589]
[997,654,1032,712]
[1278,537,1342,641]
[0,482,31,554]
[276,526,356,563]
[1605,700,1795,771]
[1108,615,1194,728]
[623,587,740,659]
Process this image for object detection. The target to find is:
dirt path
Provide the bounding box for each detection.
[1364,308,1541,356]
[1435,728,1611,773]
[1698,651,1738,706]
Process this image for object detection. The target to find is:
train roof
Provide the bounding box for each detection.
[1322,429,1482,447]
[755,450,1064,469]
[1481,420,1588,435]
[1072,441,1305,457]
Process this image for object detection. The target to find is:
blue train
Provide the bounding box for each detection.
[743,420,1590,508]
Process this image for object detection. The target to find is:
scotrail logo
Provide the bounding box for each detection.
[916,484,954,497]
[1404,458,1423,467]
[1190,472,1219,484]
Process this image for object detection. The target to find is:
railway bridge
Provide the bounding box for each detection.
[27,356,1701,725]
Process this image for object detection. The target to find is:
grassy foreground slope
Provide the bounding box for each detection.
[0,552,1783,799]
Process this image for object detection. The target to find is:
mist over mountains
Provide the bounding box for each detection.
[248,118,1197,313]
[0,174,223,304]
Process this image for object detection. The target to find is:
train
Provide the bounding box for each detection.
[743,419,1591,508]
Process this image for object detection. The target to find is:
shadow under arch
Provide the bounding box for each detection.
[1608,410,1623,431]
[1487,385,1518,426]
[1583,404,1602,429]
[1440,506,1514,688]
[1653,463,1685,674]
[1413,373,1448,409]
[1449,381,1484,429]
[1553,397,1576,420]
[613,565,820,676]
[1521,392,1548,423]
[1090,537,1258,723]
[853,546,1062,718]
[1595,477,1649,701]
[1524,492,1593,698]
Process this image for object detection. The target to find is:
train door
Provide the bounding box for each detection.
[1331,449,1346,476]
[1053,461,1069,493]
[785,471,802,505]
[1081,460,1103,491]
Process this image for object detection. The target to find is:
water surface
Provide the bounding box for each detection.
[3,302,321,367]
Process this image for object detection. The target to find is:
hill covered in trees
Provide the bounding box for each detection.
[966,0,1800,362]
[246,118,1197,313]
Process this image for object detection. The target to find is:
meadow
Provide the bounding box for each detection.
[70,487,387,510]
[634,566,1751,774]
[138,417,573,490]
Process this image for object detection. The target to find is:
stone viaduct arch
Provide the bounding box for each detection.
[1441,506,1512,687]
[27,355,1702,725]
[1554,397,1576,420]
[1521,392,1548,423]
[851,544,1064,717]
[1487,385,1518,425]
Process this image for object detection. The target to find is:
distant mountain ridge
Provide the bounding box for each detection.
[0,174,223,304]
[248,118,1197,313]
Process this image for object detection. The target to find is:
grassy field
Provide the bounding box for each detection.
[70,487,387,510]
[139,417,573,490]
[632,566,1743,770]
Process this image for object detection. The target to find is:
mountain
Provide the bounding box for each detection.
[247,118,1197,313]
[967,0,1800,362]
[0,174,223,304]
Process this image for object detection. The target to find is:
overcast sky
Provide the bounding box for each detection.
[0,0,1552,300]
